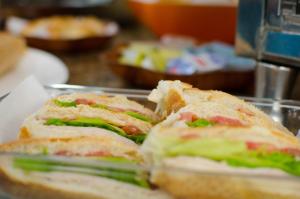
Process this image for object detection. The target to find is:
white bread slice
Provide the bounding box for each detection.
[0,136,141,161]
[158,103,293,137]
[151,156,300,199]
[0,156,173,199]
[0,32,27,77]
[159,103,250,127]
[19,115,138,146]
[148,80,291,135]
[48,93,160,123]
[32,103,152,134]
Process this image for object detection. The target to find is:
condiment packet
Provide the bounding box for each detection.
[0,76,49,143]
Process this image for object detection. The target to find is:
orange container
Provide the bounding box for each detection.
[128,1,237,44]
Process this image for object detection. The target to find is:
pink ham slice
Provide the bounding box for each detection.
[209,116,244,127]
[75,98,95,105]
[180,112,198,122]
[246,141,300,156]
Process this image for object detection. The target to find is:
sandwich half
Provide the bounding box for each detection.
[148,80,291,135]
[0,155,172,199]
[20,93,159,144]
[0,133,171,199]
[142,126,300,199]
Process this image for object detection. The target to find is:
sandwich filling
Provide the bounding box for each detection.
[156,135,300,177]
[180,112,245,127]
[45,118,146,144]
[13,156,150,188]
[53,99,153,123]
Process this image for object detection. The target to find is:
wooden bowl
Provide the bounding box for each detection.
[25,36,114,52]
[128,0,237,44]
[103,44,254,92]
[5,17,119,52]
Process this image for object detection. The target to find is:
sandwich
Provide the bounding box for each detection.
[141,126,300,199]
[0,134,171,199]
[0,155,172,199]
[20,93,159,144]
[148,80,291,135]
[0,136,141,161]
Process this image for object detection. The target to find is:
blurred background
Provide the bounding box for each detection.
[0,0,299,99]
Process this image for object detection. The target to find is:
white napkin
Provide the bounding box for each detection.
[0,76,49,143]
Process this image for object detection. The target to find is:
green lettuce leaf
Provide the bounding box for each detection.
[53,100,77,107]
[45,118,146,144]
[162,137,300,176]
[166,139,247,160]
[53,100,152,123]
[186,119,214,128]
[13,157,150,188]
[125,111,152,123]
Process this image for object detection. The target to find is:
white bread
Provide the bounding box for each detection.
[19,102,153,140]
[0,136,141,161]
[158,103,294,137]
[0,156,173,199]
[30,103,152,134]
[49,93,160,123]
[159,103,250,127]
[19,115,138,146]
[151,156,300,199]
[0,32,27,77]
[148,80,292,135]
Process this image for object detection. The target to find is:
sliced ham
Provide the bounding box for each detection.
[122,125,142,135]
[246,141,300,157]
[179,112,198,122]
[75,98,96,105]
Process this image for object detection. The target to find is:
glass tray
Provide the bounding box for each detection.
[0,84,300,199]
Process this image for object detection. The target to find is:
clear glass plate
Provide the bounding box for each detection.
[0,84,300,199]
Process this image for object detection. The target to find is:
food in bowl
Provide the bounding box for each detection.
[119,41,255,75]
[7,16,118,40]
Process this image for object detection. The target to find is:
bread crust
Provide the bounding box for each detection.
[151,167,300,199]
[149,80,293,135]
[0,168,103,199]
[19,127,30,139]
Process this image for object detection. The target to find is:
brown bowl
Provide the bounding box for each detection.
[104,44,254,93]
[128,0,237,44]
[25,36,114,52]
[5,17,119,52]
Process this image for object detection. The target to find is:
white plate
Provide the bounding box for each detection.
[0,48,69,96]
